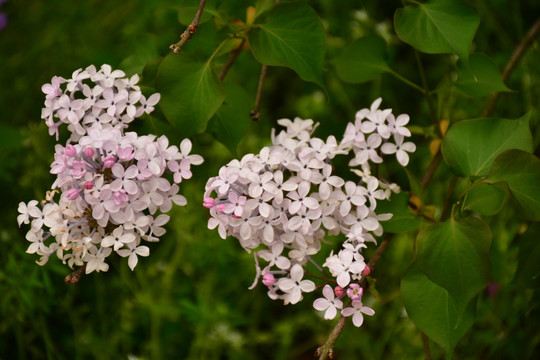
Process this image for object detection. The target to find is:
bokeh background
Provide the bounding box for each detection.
[1,0,539,359]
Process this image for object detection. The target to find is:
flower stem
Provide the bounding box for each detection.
[388,69,425,94]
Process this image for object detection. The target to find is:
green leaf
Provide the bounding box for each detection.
[254,0,275,19]
[376,192,422,233]
[155,54,224,137]
[455,53,511,96]
[464,182,508,216]
[141,56,164,87]
[441,114,533,177]
[331,36,391,83]
[207,82,251,155]
[415,217,491,309]
[402,264,476,356]
[119,34,159,76]
[515,223,540,288]
[486,149,540,221]
[394,0,479,61]
[249,3,325,87]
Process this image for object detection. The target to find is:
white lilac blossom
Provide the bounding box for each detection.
[18,65,203,274]
[204,98,415,328]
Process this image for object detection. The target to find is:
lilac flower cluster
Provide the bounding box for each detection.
[204,98,414,326]
[18,65,203,274]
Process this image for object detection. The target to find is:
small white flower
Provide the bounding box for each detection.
[313,285,343,320]
[277,264,315,304]
[341,300,375,327]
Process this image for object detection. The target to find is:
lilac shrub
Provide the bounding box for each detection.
[204,98,414,327]
[18,65,203,273]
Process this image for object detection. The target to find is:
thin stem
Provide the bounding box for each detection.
[421,151,443,189]
[307,255,326,274]
[304,271,336,284]
[169,0,207,53]
[415,51,438,128]
[422,332,432,360]
[250,64,268,121]
[388,70,425,94]
[317,236,392,360]
[218,39,246,81]
[64,264,87,285]
[440,175,457,221]
[482,16,540,117]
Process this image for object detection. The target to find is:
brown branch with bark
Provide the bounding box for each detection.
[169,0,207,53]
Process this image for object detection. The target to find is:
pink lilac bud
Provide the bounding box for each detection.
[346,283,363,300]
[84,181,94,190]
[84,147,95,158]
[334,286,345,297]
[64,144,77,157]
[113,189,128,205]
[66,188,79,200]
[216,204,225,212]
[362,265,371,276]
[103,155,116,168]
[203,197,215,208]
[262,273,276,287]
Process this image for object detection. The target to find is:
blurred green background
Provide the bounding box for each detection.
[1,0,539,359]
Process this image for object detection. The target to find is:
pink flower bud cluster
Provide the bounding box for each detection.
[204,98,414,326]
[18,65,203,274]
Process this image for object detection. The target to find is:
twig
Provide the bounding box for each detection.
[169,0,207,53]
[64,264,87,285]
[422,332,432,360]
[482,16,540,117]
[440,175,457,221]
[415,51,438,128]
[316,236,392,360]
[421,151,443,189]
[250,64,268,122]
[315,316,347,360]
[218,39,246,81]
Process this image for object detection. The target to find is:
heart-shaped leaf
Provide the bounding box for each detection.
[415,217,491,309]
[155,53,224,137]
[249,3,325,87]
[207,82,251,156]
[394,0,479,61]
[402,264,476,356]
[331,36,391,83]
[486,149,540,221]
[455,53,511,96]
[441,114,532,177]
[464,182,508,216]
